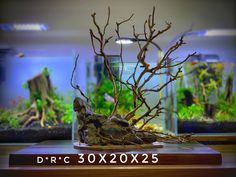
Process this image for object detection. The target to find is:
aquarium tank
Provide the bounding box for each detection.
[173,54,236,134]
[72,54,172,143]
[0,53,74,142]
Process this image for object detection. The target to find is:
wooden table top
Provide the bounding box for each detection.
[0,141,236,177]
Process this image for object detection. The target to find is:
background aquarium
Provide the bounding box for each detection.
[0,53,74,142]
[173,54,236,134]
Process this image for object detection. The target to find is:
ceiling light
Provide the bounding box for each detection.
[0,23,48,31]
[204,29,236,36]
[185,29,236,37]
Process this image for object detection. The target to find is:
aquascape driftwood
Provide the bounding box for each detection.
[17,69,63,128]
[71,7,195,146]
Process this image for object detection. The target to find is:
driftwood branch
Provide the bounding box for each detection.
[70,53,90,103]
[89,7,135,118]
[111,14,134,116]
[122,7,196,125]
[89,7,119,118]
[71,6,195,146]
[76,6,195,131]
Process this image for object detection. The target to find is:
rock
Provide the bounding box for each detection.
[110,114,130,127]
[73,97,157,146]
[73,97,93,115]
[101,120,128,137]
[84,124,103,145]
[136,132,157,143]
[122,133,144,144]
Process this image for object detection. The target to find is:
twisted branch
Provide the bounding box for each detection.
[70,53,90,103]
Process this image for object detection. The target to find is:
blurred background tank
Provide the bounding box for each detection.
[0,50,74,142]
[173,54,236,133]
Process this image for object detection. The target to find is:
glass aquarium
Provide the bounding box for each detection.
[174,54,236,134]
[72,55,172,143]
[0,53,74,142]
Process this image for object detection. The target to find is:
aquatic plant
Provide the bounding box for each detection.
[215,93,236,121]
[177,88,204,121]
[178,104,204,121]
[61,104,73,124]
[89,76,133,116]
[0,109,20,128]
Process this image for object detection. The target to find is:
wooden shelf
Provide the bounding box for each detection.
[1,140,236,177]
[191,133,236,142]
[9,140,221,166]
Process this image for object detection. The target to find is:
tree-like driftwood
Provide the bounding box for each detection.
[72,6,195,145]
[18,70,61,127]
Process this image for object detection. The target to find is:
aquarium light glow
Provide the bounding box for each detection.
[115,37,162,51]
[115,38,134,44]
[0,23,48,31]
